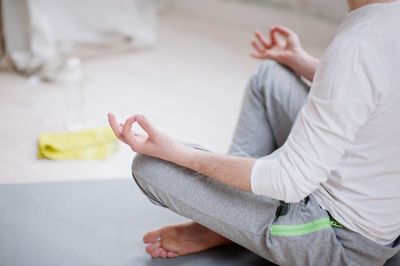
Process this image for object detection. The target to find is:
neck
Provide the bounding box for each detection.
[347,0,396,11]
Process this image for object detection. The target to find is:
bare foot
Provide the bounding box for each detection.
[143,221,233,258]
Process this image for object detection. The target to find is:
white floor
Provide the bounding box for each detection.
[0,0,340,184]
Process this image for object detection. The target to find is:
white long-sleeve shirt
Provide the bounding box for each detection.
[250,1,400,245]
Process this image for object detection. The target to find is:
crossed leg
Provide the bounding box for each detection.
[133,61,309,258]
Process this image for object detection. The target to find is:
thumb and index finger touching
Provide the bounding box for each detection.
[263,25,297,45]
[250,25,298,60]
[108,113,156,140]
[271,26,300,44]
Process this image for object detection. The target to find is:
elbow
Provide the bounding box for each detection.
[251,157,322,203]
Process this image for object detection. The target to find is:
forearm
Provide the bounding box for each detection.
[109,113,255,192]
[170,145,256,192]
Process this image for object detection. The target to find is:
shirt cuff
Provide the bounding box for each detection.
[250,158,264,195]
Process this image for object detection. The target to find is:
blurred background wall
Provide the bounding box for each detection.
[241,0,348,20]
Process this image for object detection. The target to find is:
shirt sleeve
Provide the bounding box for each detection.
[250,39,381,203]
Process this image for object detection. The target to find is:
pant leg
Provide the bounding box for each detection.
[132,154,387,266]
[267,194,400,266]
[131,153,281,262]
[228,61,310,158]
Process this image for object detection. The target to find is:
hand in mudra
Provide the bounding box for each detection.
[108,113,181,161]
[250,25,318,81]
[250,25,305,67]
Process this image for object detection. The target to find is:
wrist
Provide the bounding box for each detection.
[162,141,192,165]
[291,50,319,81]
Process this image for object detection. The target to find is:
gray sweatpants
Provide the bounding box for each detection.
[132,61,400,266]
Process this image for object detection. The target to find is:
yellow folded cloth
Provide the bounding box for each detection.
[38,127,118,160]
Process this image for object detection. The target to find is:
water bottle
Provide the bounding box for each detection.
[58,58,86,131]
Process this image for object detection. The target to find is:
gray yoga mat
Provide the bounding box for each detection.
[0,178,273,266]
[0,178,398,266]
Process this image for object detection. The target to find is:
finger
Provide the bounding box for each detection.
[272,26,300,45]
[269,27,278,46]
[136,114,157,138]
[122,116,136,135]
[271,29,287,48]
[108,113,122,139]
[250,50,279,61]
[250,52,270,60]
[121,115,138,144]
[271,25,295,37]
[251,40,266,54]
[254,30,270,49]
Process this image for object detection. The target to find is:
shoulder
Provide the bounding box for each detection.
[318,37,374,76]
[312,37,381,101]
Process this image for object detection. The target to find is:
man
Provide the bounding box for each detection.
[108,0,400,265]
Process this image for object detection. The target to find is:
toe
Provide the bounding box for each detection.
[151,247,162,258]
[160,250,167,258]
[145,244,154,254]
[143,229,161,243]
[167,251,178,258]
[146,241,160,254]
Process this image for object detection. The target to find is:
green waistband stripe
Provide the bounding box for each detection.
[270,218,340,237]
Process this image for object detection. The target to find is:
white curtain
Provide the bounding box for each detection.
[2,0,163,76]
